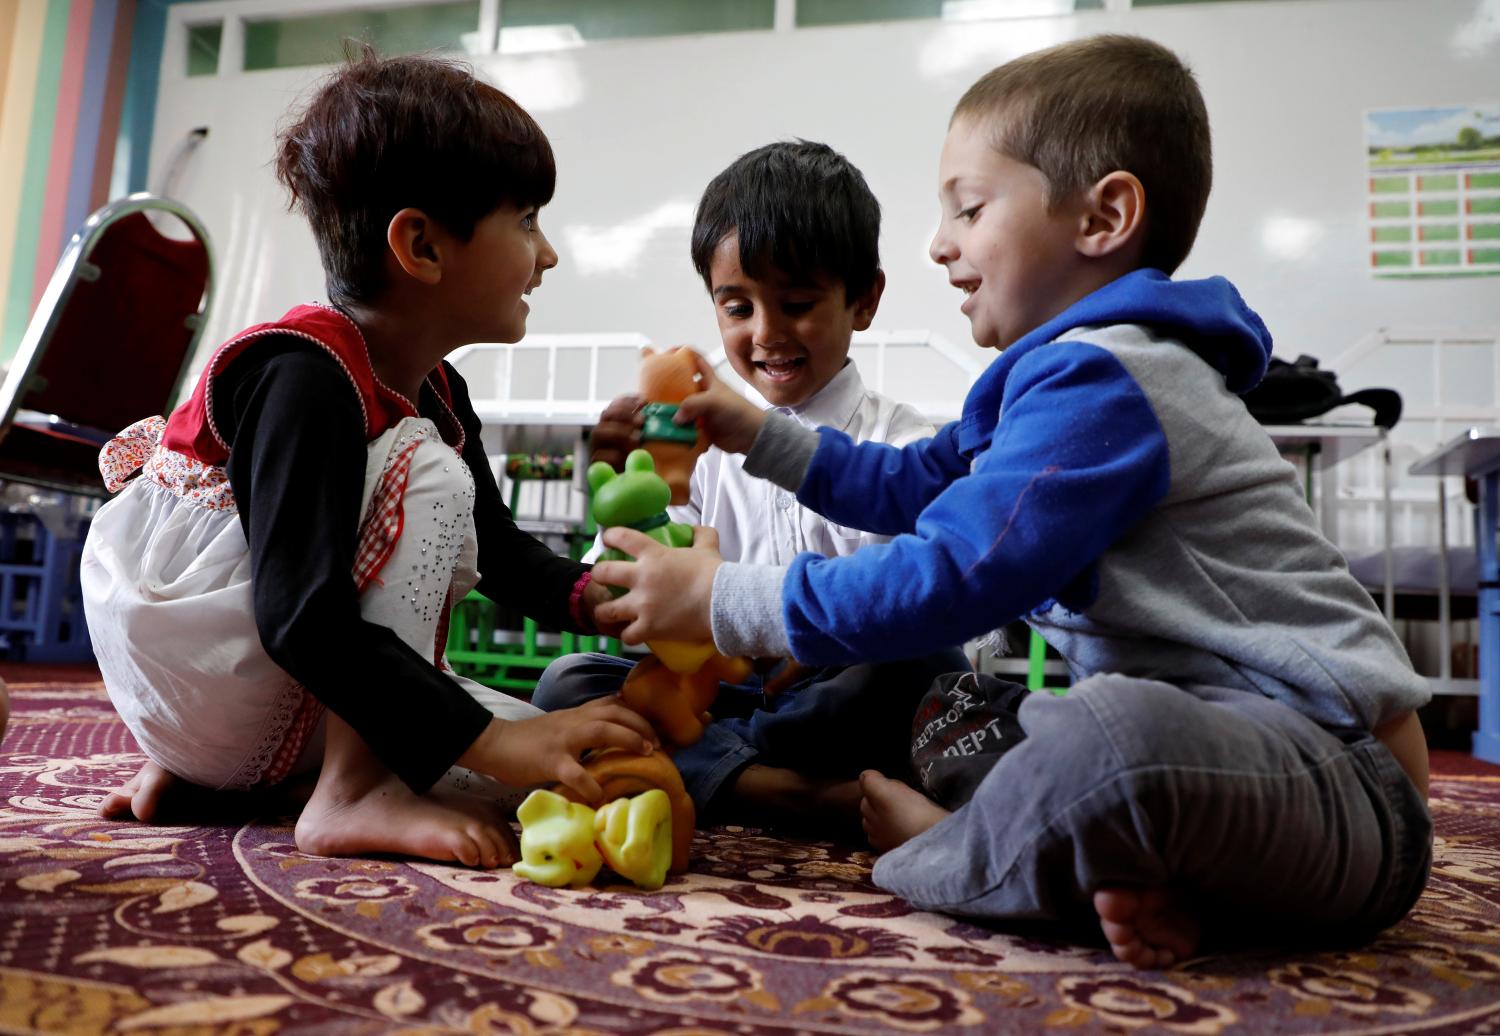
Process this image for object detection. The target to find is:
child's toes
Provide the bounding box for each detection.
[1098,916,1138,951]
[472,824,508,869]
[448,830,482,868]
[493,826,520,868]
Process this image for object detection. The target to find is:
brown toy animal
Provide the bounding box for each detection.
[638,346,707,505]
[557,747,696,874]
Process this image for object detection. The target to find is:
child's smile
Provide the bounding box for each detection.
[752,354,809,385]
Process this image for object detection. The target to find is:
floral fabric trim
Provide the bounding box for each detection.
[98,416,167,493]
[143,444,237,511]
[98,415,238,511]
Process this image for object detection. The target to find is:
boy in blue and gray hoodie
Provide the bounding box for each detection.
[594,35,1432,968]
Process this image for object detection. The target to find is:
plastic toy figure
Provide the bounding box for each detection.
[588,451,751,746]
[514,789,602,887]
[514,787,673,890]
[637,346,707,505]
[557,745,695,874]
[514,746,694,888]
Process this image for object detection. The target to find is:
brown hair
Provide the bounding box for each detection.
[275,47,555,306]
[953,34,1211,274]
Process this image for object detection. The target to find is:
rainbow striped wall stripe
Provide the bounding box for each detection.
[0,0,136,365]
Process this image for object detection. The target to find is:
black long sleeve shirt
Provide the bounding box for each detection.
[215,340,586,791]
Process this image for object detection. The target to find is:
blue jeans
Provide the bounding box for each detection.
[873,672,1433,941]
[533,648,969,814]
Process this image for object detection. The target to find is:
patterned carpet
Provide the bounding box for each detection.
[3,680,1500,1035]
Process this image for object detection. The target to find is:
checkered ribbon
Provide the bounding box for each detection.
[352,437,422,593]
[261,434,436,779]
[355,434,462,667]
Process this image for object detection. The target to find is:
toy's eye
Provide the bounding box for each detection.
[543,853,554,861]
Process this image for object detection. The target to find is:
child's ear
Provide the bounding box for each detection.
[1078,171,1146,262]
[849,268,886,333]
[387,208,443,285]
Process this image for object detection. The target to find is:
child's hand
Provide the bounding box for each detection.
[580,575,627,638]
[592,525,721,645]
[590,393,644,471]
[460,699,659,803]
[676,352,766,455]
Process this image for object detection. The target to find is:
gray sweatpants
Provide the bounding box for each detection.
[874,673,1432,943]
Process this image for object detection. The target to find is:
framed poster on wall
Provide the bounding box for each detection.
[1366,104,1500,278]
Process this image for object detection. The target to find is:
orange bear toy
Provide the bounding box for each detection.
[621,651,751,749]
[557,748,696,874]
[637,346,707,506]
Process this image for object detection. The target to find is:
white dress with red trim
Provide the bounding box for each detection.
[79,306,539,792]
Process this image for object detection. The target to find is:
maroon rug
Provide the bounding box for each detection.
[3,681,1500,1034]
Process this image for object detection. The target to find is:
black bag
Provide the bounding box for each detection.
[1243,354,1401,429]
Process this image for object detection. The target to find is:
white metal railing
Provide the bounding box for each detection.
[1325,326,1500,553]
[450,329,985,428]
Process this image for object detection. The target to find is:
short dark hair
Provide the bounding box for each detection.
[274,47,555,306]
[690,140,881,301]
[954,34,1212,275]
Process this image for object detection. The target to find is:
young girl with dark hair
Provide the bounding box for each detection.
[82,51,656,868]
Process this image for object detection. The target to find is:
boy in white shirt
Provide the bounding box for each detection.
[535,141,968,831]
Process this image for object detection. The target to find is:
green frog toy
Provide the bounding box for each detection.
[587,448,751,746]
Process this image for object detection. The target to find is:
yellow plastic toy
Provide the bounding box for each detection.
[514,787,674,891]
[594,790,674,889]
[514,790,602,887]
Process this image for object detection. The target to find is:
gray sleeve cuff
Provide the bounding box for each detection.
[710,562,792,658]
[743,411,819,493]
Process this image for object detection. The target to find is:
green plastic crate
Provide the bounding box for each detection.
[446,590,621,694]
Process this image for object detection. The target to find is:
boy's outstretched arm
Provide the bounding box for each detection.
[613,342,1174,665]
[673,356,767,454]
[677,353,969,536]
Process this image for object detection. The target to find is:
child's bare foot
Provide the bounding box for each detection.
[296,767,515,868]
[101,761,310,823]
[725,764,864,837]
[858,770,951,852]
[294,713,515,868]
[100,760,186,821]
[1093,887,1199,969]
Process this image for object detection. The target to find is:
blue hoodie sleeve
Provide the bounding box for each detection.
[782,341,1173,664]
[794,421,971,536]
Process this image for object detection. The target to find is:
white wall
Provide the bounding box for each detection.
[151,0,1500,405]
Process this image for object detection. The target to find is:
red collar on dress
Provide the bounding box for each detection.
[160,304,464,463]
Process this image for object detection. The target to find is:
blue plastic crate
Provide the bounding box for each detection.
[0,510,93,662]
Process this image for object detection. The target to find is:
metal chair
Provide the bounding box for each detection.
[0,193,213,496]
[0,194,212,660]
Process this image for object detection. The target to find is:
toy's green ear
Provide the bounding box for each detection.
[624,449,656,475]
[587,461,616,496]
